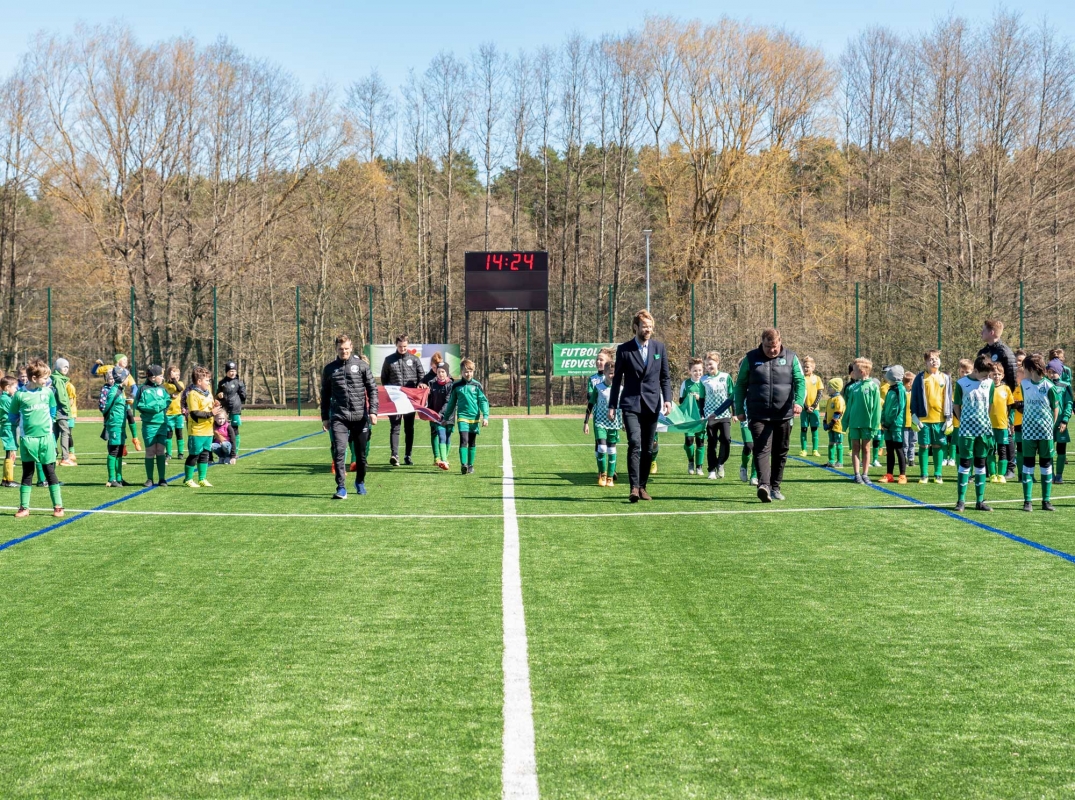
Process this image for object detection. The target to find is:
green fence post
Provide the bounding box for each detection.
[607,285,614,342]
[212,285,218,381]
[47,287,53,365]
[296,286,302,417]
[855,282,860,357]
[690,283,696,355]
[937,281,942,351]
[773,283,778,328]
[443,284,449,344]
[1019,281,1025,348]
[130,287,136,378]
[368,285,375,345]
[526,310,531,416]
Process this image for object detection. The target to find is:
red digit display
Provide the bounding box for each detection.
[465,251,548,311]
[522,253,533,269]
[510,253,521,270]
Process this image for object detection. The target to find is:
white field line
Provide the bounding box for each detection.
[8,496,1072,521]
[501,419,540,800]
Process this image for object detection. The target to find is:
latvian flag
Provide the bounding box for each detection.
[378,385,441,423]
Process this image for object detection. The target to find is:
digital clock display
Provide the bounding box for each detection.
[464,251,549,312]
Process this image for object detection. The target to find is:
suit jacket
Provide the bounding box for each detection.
[609,337,672,414]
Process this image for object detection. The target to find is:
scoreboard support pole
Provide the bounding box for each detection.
[544,310,551,415]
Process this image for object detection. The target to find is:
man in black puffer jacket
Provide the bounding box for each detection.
[380,334,425,466]
[216,360,246,461]
[321,334,379,499]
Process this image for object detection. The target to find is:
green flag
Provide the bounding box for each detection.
[658,393,706,435]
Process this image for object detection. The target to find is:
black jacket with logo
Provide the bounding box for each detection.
[380,351,424,388]
[216,377,246,415]
[321,356,379,423]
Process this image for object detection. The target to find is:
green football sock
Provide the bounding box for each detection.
[999,457,1008,477]
[812,428,819,452]
[177,438,185,457]
[145,458,155,482]
[827,443,836,463]
[185,465,195,482]
[156,455,167,481]
[35,462,44,483]
[1022,468,1034,502]
[467,445,476,467]
[975,471,987,504]
[1057,454,1067,480]
[741,448,750,469]
[987,454,996,477]
[1043,468,1054,501]
[684,442,695,465]
[836,443,844,465]
[919,448,928,478]
[107,455,118,483]
[233,433,240,456]
[800,429,808,450]
[197,461,208,481]
[608,450,617,477]
[596,448,606,475]
[48,483,62,508]
[695,443,705,469]
[19,484,31,508]
[431,431,439,457]
[933,449,943,477]
[957,469,970,503]
[165,438,173,457]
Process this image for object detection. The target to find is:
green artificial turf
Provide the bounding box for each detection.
[1,418,1074,798]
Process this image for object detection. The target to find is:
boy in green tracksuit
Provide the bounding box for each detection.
[953,355,996,512]
[11,360,64,518]
[880,365,908,483]
[101,368,132,487]
[679,358,706,475]
[135,365,172,487]
[584,357,623,486]
[843,357,882,484]
[1019,354,1060,512]
[1046,358,1073,485]
[441,358,490,475]
[823,378,846,468]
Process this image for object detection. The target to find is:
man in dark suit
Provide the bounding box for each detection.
[609,309,672,502]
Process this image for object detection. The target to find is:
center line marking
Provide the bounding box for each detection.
[501,419,540,799]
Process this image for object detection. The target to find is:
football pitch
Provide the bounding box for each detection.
[2,418,1075,798]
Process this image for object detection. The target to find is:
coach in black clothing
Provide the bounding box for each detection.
[977,318,1018,391]
[321,334,378,498]
[380,334,425,466]
[609,309,672,503]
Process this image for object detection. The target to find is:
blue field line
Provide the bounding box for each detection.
[785,452,1075,565]
[0,429,326,554]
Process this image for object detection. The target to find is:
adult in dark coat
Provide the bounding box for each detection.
[977,318,1019,479]
[321,334,378,498]
[380,334,425,466]
[608,309,672,502]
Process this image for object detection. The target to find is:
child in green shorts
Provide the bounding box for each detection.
[442,358,490,475]
[880,365,908,483]
[910,349,953,484]
[823,377,845,468]
[100,367,131,487]
[679,358,706,475]
[183,366,216,488]
[135,365,172,487]
[799,356,824,457]
[988,365,1014,483]
[843,357,881,485]
[163,365,186,459]
[11,360,64,518]
[1019,354,1060,512]
[584,357,623,487]
[953,355,996,512]
[1046,358,1073,484]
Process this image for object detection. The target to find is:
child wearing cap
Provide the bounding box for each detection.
[51,358,75,466]
[880,365,908,483]
[100,367,132,487]
[134,365,172,487]
[1046,357,1073,484]
[216,361,246,462]
[163,365,186,460]
[822,377,846,468]
[93,353,141,452]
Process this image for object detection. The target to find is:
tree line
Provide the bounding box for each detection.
[0,13,1072,405]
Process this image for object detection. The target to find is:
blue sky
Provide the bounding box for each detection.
[2,0,1072,92]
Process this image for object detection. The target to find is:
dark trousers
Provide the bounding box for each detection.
[331,417,369,489]
[749,418,792,491]
[389,412,416,458]
[706,418,732,471]
[622,408,660,489]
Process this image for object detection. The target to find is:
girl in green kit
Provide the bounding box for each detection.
[843,357,882,485]
[11,359,63,518]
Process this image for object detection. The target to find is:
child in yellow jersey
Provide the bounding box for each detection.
[183,366,215,488]
[988,364,1015,482]
[163,365,186,459]
[902,371,916,469]
[822,377,846,468]
[1009,351,1027,482]
[946,359,973,466]
[799,356,824,458]
[910,349,953,483]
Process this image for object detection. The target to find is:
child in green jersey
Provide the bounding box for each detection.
[880,365,908,483]
[584,355,623,486]
[953,355,997,512]
[702,352,734,479]
[843,358,881,484]
[11,360,63,518]
[1046,358,1073,485]
[135,365,172,487]
[0,376,18,487]
[910,349,953,484]
[1019,353,1060,512]
[441,358,490,475]
[100,368,132,487]
[679,358,706,475]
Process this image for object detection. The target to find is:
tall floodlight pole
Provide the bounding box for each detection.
[642,229,653,311]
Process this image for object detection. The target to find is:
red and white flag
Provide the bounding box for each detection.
[377,385,441,423]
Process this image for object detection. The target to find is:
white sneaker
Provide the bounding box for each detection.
[688,466,695,475]
[751,477,759,486]
[739,466,748,482]
[717,466,725,479]
[708,470,717,480]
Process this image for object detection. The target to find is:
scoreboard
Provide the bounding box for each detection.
[464,251,548,312]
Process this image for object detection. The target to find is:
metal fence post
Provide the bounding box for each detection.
[855,282,860,357]
[368,285,375,345]
[937,281,942,351]
[130,287,136,378]
[47,287,53,365]
[526,310,531,416]
[296,286,302,417]
[212,285,218,380]
[690,283,696,355]
[607,285,614,342]
[443,283,449,344]
[1019,281,1025,348]
[773,283,778,328]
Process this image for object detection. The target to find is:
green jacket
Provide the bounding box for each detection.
[842,379,881,431]
[442,379,490,424]
[102,384,128,428]
[880,383,906,435]
[51,373,72,418]
[135,383,171,426]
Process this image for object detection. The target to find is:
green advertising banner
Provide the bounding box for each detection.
[553,343,615,377]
